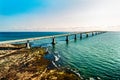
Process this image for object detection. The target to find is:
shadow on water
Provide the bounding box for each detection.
[66,41,69,46]
[52,44,55,49]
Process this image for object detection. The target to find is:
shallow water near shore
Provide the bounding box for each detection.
[1,32,120,79]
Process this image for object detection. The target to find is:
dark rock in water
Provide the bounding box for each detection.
[44,53,55,61]
[65,68,83,79]
[44,50,63,69]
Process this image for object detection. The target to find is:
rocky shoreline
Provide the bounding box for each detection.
[0,44,102,80]
[0,44,82,80]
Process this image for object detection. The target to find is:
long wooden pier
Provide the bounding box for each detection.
[0,31,106,49]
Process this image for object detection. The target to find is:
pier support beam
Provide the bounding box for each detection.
[80,33,82,39]
[86,33,89,38]
[52,37,55,45]
[74,34,77,40]
[66,35,69,43]
[26,40,30,49]
[92,32,94,36]
[95,32,97,35]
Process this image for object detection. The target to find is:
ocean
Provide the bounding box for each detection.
[0,32,120,79]
[0,32,67,41]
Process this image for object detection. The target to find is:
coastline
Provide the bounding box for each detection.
[0,44,82,80]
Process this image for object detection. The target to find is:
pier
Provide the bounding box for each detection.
[0,31,106,49]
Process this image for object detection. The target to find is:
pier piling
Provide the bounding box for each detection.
[95,32,97,35]
[26,40,30,49]
[92,32,94,36]
[80,33,82,39]
[86,33,89,38]
[74,34,77,40]
[52,37,56,45]
[66,35,69,43]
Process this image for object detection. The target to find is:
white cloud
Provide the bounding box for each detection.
[1,0,120,31]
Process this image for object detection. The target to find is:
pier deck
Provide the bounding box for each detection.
[0,31,106,48]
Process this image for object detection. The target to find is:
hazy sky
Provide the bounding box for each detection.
[0,0,120,31]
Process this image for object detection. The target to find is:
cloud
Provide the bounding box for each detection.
[0,0,120,31]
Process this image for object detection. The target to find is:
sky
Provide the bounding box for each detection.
[0,0,120,31]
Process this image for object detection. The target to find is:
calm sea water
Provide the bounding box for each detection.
[0,32,120,79]
[51,32,120,80]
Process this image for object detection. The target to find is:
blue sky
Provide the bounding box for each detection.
[0,0,120,31]
[0,0,39,15]
[0,0,71,15]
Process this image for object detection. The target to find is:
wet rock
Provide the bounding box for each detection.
[51,76,57,80]
[89,77,95,80]
[4,66,10,70]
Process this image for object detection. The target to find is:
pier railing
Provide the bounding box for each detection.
[0,31,106,49]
